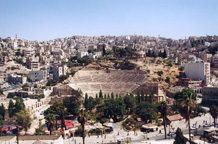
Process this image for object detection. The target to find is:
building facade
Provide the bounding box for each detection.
[29,70,46,82]
[6,74,27,85]
[53,65,68,80]
[185,61,210,85]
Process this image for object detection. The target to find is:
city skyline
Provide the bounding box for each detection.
[1,0,218,41]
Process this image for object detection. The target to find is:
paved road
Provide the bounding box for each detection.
[63,113,215,144]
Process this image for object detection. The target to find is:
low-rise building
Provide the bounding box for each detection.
[53,64,68,80]
[212,54,218,68]
[26,57,39,70]
[177,78,202,93]
[29,70,46,82]
[202,86,218,101]
[6,74,27,85]
[77,51,89,58]
[166,86,184,98]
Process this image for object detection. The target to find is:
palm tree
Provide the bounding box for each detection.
[78,109,87,144]
[210,105,218,127]
[45,113,56,135]
[179,94,196,141]
[159,101,168,139]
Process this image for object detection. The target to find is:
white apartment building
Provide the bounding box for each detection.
[53,65,68,80]
[77,51,89,58]
[185,61,210,85]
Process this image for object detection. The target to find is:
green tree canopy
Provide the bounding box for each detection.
[44,113,56,135]
[123,94,136,114]
[210,105,218,127]
[8,100,14,118]
[103,99,126,122]
[22,83,29,89]
[174,88,196,102]
[0,104,5,120]
[136,102,157,123]
[16,110,32,131]
[174,128,187,144]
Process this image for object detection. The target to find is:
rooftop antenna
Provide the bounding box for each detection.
[16,34,17,40]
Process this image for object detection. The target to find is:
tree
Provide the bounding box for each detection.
[14,98,25,114]
[99,90,103,99]
[44,101,67,129]
[63,95,82,116]
[157,71,163,76]
[124,94,136,114]
[163,49,167,58]
[174,88,196,102]
[45,113,56,135]
[34,84,38,88]
[16,110,32,131]
[165,76,170,83]
[107,94,110,99]
[149,94,153,104]
[178,66,184,71]
[136,92,140,103]
[136,102,157,123]
[158,101,168,139]
[103,99,126,122]
[111,93,114,99]
[0,89,3,95]
[0,115,3,128]
[8,100,14,117]
[141,91,145,102]
[158,51,162,57]
[0,104,5,120]
[22,83,29,89]
[174,128,187,144]
[116,94,119,99]
[210,105,218,127]
[7,92,15,98]
[145,94,148,102]
[177,89,196,141]
[46,79,57,86]
[147,49,151,57]
[86,97,96,111]
[104,94,106,99]
[78,109,87,144]
[84,93,88,109]
[67,61,73,68]
[102,44,106,56]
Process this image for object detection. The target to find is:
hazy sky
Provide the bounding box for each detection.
[0,0,218,41]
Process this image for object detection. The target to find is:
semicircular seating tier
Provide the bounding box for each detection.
[68,70,157,97]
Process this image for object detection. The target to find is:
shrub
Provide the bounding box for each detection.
[7,92,15,98]
[165,76,170,83]
[46,79,57,86]
[122,122,131,131]
[165,61,173,67]
[157,71,163,76]
[178,66,184,71]
[22,83,29,89]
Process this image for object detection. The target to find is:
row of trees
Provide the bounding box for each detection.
[43,88,217,144]
[0,97,32,132]
[146,49,167,58]
[8,98,25,118]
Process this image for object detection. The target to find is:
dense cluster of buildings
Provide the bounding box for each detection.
[0,35,218,140]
